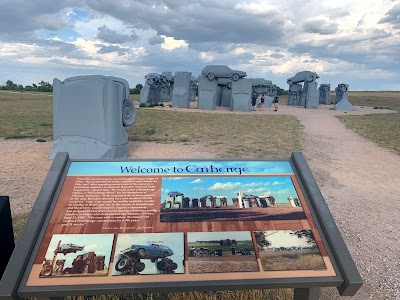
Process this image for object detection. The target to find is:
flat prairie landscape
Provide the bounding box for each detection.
[260,250,326,271]
[1,90,400,299]
[188,255,259,273]
[160,207,306,222]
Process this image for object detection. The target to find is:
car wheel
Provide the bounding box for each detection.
[63,268,71,275]
[147,78,154,85]
[207,73,215,80]
[137,248,146,258]
[115,258,129,272]
[342,86,348,92]
[324,86,330,92]
[232,73,239,81]
[306,74,313,82]
[157,260,168,270]
[163,251,170,258]
[171,262,178,270]
[42,266,53,276]
[136,262,145,272]
[287,80,293,86]
[122,99,136,127]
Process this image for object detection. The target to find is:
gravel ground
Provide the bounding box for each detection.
[0,104,399,299]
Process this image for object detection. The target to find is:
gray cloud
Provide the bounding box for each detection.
[302,18,338,35]
[328,9,350,19]
[289,28,400,72]
[97,44,129,55]
[379,3,400,28]
[1,0,400,90]
[85,0,288,46]
[0,0,79,38]
[270,53,284,59]
[148,35,164,45]
[96,25,138,44]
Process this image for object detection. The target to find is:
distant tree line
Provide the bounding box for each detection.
[276,86,287,96]
[130,83,143,94]
[1,80,144,94]
[0,80,53,92]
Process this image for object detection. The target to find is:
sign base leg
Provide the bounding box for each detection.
[294,287,320,300]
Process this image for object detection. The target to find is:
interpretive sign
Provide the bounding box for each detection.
[0,153,362,300]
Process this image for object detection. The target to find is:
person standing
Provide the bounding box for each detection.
[273,96,279,111]
[258,94,265,111]
[251,94,257,110]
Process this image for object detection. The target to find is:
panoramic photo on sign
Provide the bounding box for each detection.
[27,160,336,287]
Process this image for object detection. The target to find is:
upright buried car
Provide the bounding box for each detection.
[56,244,84,255]
[201,65,247,81]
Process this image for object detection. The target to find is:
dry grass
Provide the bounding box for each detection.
[260,252,326,271]
[337,113,400,155]
[335,91,400,155]
[128,109,302,158]
[0,91,52,139]
[2,91,299,300]
[346,91,400,111]
[0,91,303,159]
[6,90,398,299]
[69,289,293,300]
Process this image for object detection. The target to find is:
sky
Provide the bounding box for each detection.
[1,1,400,90]
[260,230,315,248]
[161,176,299,204]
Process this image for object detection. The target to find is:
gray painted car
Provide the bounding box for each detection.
[287,71,319,85]
[120,243,174,260]
[57,243,84,255]
[201,65,247,81]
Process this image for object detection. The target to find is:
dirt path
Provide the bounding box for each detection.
[0,104,398,299]
[285,107,400,300]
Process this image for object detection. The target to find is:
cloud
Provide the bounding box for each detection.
[149,35,164,45]
[191,179,203,183]
[242,182,263,187]
[272,181,284,185]
[208,182,242,191]
[96,25,138,44]
[302,17,339,35]
[379,3,400,28]
[1,0,400,90]
[97,44,129,55]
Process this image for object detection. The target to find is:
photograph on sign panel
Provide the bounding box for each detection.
[112,232,184,275]
[255,230,326,271]
[160,176,305,222]
[39,234,114,277]
[187,231,259,273]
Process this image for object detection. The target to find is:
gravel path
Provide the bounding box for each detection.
[0,104,398,299]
